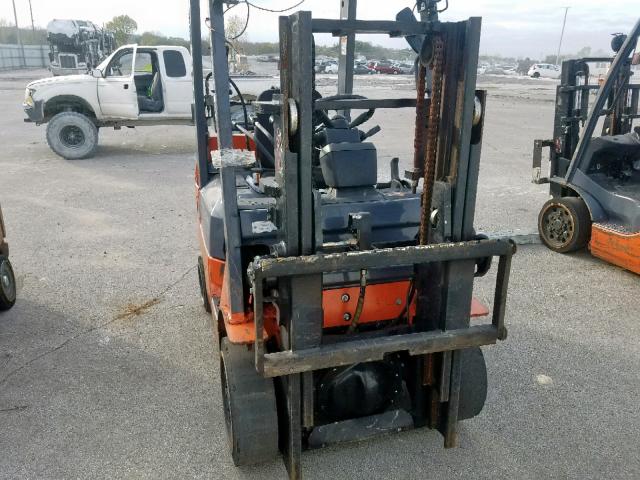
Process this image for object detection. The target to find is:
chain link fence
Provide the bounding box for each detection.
[0,44,48,70]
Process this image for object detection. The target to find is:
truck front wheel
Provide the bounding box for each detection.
[46,112,98,160]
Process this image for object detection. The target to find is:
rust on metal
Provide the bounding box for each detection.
[412,65,428,192]
[419,35,445,245]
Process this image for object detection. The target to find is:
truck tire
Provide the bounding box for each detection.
[0,255,16,311]
[46,112,98,160]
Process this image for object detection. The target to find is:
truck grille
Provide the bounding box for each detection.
[59,54,77,69]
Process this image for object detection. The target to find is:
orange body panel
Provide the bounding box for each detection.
[208,134,256,152]
[221,301,279,344]
[323,282,489,328]
[590,224,640,274]
[198,223,224,298]
[471,297,490,318]
[202,252,490,344]
[226,321,266,344]
[323,282,413,328]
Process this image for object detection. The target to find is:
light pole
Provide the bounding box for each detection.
[555,6,570,66]
[27,0,45,67]
[11,0,26,67]
[28,0,36,33]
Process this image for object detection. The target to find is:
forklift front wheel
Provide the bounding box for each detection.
[459,347,488,420]
[538,196,592,253]
[0,255,16,311]
[220,338,279,466]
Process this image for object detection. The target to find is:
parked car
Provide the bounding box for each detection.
[528,63,561,79]
[368,61,401,74]
[324,62,339,74]
[257,55,279,63]
[354,63,375,74]
[23,44,194,159]
[0,205,16,311]
[485,66,506,75]
[394,62,414,74]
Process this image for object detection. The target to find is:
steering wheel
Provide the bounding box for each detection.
[315,94,375,130]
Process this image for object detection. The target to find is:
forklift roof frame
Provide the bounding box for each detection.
[565,18,640,184]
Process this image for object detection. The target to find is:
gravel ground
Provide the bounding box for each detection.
[0,68,638,480]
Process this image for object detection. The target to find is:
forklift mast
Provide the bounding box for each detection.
[190,1,516,478]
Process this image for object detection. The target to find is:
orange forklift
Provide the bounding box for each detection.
[533,21,640,274]
[0,204,16,310]
[190,1,515,478]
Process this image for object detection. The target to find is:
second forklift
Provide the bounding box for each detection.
[533,21,640,274]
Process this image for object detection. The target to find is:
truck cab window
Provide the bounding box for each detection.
[163,50,187,77]
[135,52,154,75]
[106,51,133,77]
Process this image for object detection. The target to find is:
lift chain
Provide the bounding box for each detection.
[412,66,428,193]
[419,35,445,245]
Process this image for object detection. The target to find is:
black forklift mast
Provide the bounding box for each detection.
[191,0,246,316]
[532,19,640,196]
[251,3,513,473]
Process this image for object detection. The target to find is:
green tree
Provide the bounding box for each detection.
[136,31,189,48]
[225,15,248,53]
[106,15,138,46]
[576,46,592,58]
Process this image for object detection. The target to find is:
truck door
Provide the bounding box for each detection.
[97,46,139,119]
[160,49,193,117]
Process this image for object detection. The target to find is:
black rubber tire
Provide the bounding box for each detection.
[220,338,279,466]
[0,255,16,311]
[197,256,211,313]
[46,112,98,160]
[538,196,592,253]
[458,347,488,420]
[532,72,540,78]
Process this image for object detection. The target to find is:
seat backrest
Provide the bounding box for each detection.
[319,142,378,188]
[149,72,162,101]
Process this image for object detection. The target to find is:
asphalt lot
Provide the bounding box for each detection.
[0,68,639,480]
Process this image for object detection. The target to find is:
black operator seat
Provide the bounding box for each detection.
[318,115,378,189]
[583,131,640,230]
[581,132,640,172]
[138,72,164,113]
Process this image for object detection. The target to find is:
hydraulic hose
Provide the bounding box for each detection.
[228,77,251,150]
[347,269,368,334]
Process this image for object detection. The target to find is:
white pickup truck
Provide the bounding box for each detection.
[23,44,194,159]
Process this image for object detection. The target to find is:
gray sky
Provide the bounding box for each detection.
[2,1,638,58]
